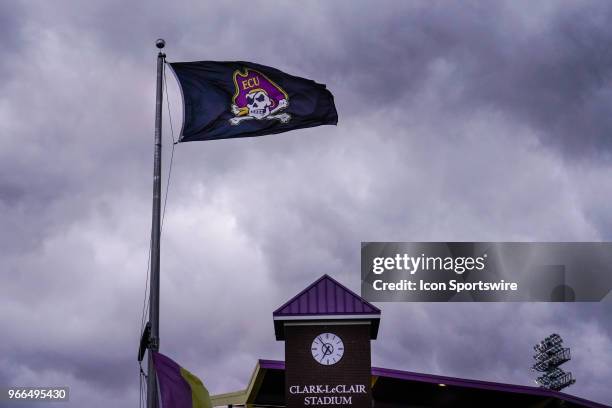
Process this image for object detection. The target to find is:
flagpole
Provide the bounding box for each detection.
[147,38,165,408]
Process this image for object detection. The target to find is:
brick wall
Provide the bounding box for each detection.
[285,324,372,408]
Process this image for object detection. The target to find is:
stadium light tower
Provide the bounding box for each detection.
[532,333,576,391]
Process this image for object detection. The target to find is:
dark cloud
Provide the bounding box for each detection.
[0,1,26,80]
[1,1,611,407]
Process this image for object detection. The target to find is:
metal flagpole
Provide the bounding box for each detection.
[147,38,165,408]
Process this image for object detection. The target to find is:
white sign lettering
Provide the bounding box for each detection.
[289,384,367,405]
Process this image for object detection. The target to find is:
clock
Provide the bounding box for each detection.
[311,333,344,365]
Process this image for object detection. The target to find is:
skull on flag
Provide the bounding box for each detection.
[229,69,291,125]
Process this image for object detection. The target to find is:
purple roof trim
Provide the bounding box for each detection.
[257,360,609,408]
[372,366,609,408]
[258,359,285,370]
[273,275,381,317]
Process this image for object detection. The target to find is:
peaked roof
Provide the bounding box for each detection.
[273,275,381,340]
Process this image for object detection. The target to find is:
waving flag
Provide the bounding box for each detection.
[169,61,338,142]
[152,351,212,408]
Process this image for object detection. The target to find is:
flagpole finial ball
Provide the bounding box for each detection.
[156,39,165,49]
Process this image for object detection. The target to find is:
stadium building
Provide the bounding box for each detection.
[211,275,608,408]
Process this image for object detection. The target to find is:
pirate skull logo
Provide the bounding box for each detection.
[246,89,272,119]
[229,69,291,126]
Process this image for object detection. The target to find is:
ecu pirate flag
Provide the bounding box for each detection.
[169,61,338,142]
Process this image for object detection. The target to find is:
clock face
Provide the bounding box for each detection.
[311,333,344,365]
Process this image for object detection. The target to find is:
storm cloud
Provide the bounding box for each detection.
[1,1,611,407]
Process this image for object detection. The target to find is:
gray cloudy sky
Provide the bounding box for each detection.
[1,1,612,407]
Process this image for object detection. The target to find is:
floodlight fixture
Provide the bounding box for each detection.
[531,333,575,391]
